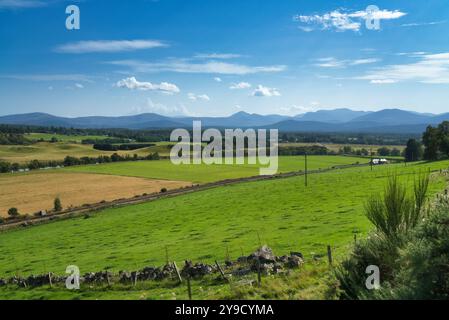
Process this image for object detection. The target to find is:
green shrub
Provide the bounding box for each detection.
[335,174,430,299]
[7,207,19,217]
[365,174,429,239]
[54,197,62,212]
[387,203,449,299]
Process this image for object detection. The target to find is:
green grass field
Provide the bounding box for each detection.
[64,155,368,183]
[0,160,448,281]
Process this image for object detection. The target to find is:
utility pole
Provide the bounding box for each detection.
[305,152,308,187]
[370,148,373,171]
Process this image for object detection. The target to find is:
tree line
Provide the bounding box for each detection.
[0,152,161,174]
[404,121,449,162]
[0,133,30,145]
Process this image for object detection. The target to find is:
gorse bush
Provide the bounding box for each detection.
[386,203,449,299]
[365,174,429,239]
[335,175,442,299]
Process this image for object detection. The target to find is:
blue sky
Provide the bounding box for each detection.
[1,0,449,117]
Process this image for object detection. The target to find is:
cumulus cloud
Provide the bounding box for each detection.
[358,52,449,84]
[229,82,252,89]
[188,93,210,101]
[107,59,286,75]
[294,8,406,32]
[56,40,167,53]
[116,77,180,94]
[214,77,222,82]
[252,85,281,97]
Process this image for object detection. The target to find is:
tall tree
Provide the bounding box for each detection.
[422,126,440,160]
[437,121,449,157]
[404,139,423,162]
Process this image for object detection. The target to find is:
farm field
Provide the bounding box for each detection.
[279,142,405,153]
[0,159,447,281]
[0,172,191,217]
[64,155,368,183]
[0,142,157,164]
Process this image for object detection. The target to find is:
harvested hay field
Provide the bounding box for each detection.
[0,172,191,217]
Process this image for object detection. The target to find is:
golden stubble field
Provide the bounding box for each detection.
[0,172,191,217]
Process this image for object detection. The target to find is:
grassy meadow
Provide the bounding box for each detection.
[64,155,367,183]
[0,160,448,280]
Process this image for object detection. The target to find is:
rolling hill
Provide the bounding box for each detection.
[0,108,448,133]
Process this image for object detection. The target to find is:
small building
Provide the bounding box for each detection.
[371,158,389,165]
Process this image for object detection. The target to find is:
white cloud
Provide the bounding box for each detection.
[315,57,380,68]
[298,26,314,32]
[229,82,252,89]
[74,83,84,89]
[56,40,167,53]
[401,20,446,27]
[116,77,180,94]
[252,85,281,97]
[108,59,286,75]
[294,8,406,32]
[214,77,222,82]
[370,79,397,84]
[0,73,93,82]
[194,53,242,59]
[188,93,210,101]
[351,58,380,65]
[0,0,45,9]
[280,105,312,115]
[358,52,449,84]
[131,98,191,116]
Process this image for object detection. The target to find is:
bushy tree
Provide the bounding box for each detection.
[8,207,19,217]
[377,147,391,157]
[422,121,449,160]
[405,138,423,162]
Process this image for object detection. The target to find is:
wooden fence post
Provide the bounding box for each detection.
[48,272,52,288]
[215,260,228,282]
[257,257,262,287]
[187,277,192,300]
[327,245,333,266]
[173,261,182,283]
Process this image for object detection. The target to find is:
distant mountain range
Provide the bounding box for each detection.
[1,108,448,134]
